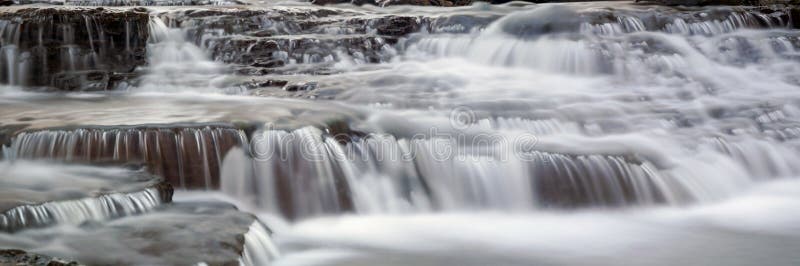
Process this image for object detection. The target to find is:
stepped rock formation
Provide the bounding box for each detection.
[1,0,800,265]
[0,7,149,90]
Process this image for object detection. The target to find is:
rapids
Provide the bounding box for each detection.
[1,1,800,265]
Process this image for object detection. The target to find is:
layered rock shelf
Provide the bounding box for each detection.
[0,7,150,90]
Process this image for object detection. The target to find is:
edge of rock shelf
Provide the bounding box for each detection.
[0,161,173,232]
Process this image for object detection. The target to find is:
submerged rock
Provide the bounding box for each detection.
[0,201,275,266]
[0,7,149,90]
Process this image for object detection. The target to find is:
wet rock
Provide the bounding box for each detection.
[207,35,395,75]
[283,81,317,91]
[638,0,799,5]
[0,7,149,90]
[241,79,289,89]
[0,249,83,266]
[349,15,423,36]
[62,0,243,5]
[312,0,476,6]
[51,70,111,91]
[154,8,429,76]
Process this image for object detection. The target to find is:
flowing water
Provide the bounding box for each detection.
[2,1,800,265]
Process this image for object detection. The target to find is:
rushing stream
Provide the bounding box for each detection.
[1,1,800,265]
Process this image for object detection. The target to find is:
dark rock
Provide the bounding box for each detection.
[242,79,289,89]
[283,81,318,91]
[637,0,799,5]
[0,7,149,90]
[0,249,83,266]
[50,70,111,91]
[362,16,423,36]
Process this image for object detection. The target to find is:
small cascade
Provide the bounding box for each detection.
[405,6,798,78]
[64,0,239,5]
[239,221,280,266]
[153,9,400,77]
[706,137,800,178]
[136,17,229,92]
[4,126,248,189]
[220,127,743,220]
[0,188,162,232]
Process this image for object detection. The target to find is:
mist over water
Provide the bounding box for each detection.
[2,1,800,265]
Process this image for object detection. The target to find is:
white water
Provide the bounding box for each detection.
[137,17,233,93]
[240,221,281,266]
[210,4,800,265]
[0,188,162,232]
[269,179,800,266]
[2,2,800,265]
[0,161,165,231]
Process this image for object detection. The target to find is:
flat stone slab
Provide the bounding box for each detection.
[0,201,265,266]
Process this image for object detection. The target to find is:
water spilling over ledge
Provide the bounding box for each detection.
[1,1,800,265]
[4,125,249,189]
[0,161,172,232]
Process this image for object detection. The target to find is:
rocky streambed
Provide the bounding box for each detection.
[2,0,800,265]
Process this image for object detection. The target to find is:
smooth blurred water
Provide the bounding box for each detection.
[2,2,800,265]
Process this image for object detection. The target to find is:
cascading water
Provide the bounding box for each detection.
[0,188,162,232]
[0,161,169,232]
[135,16,232,92]
[2,2,800,265]
[4,126,248,189]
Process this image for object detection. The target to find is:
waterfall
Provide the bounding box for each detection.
[404,6,797,82]
[2,2,800,265]
[3,126,248,189]
[219,126,768,220]
[0,188,162,232]
[239,221,280,266]
[137,16,230,93]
